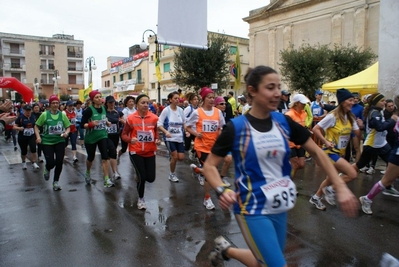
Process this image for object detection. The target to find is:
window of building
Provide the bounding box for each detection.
[120,74,123,81]
[107,80,110,87]
[128,72,132,79]
[113,76,116,83]
[229,46,237,55]
[137,69,142,83]
[10,43,20,54]
[68,75,77,84]
[11,58,20,68]
[48,60,54,70]
[163,63,170,73]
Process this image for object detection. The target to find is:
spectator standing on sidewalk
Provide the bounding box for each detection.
[34,95,71,191]
[121,94,160,210]
[158,91,186,182]
[203,66,358,267]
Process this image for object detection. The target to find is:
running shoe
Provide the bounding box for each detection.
[382,187,399,197]
[366,166,375,174]
[169,173,179,183]
[137,198,147,210]
[52,181,61,191]
[222,177,231,187]
[322,186,336,206]
[198,175,205,186]
[85,172,91,185]
[14,146,17,151]
[104,178,115,188]
[22,162,27,170]
[203,198,215,210]
[113,172,121,180]
[380,170,386,175]
[38,157,44,163]
[43,168,50,181]
[73,156,78,163]
[309,195,326,211]
[209,236,232,266]
[359,166,369,173]
[32,162,40,170]
[190,163,200,178]
[359,196,372,215]
[380,253,399,267]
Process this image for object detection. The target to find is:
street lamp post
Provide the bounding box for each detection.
[52,70,61,96]
[33,78,39,101]
[84,56,97,88]
[140,29,161,104]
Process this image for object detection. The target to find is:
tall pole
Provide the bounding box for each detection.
[53,70,60,96]
[140,29,161,103]
[34,78,39,101]
[157,43,161,104]
[85,56,97,88]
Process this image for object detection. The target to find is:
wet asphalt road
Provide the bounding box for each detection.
[0,141,398,267]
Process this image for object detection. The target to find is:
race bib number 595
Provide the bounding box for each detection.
[261,178,297,213]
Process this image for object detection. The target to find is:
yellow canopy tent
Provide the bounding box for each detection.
[322,62,378,95]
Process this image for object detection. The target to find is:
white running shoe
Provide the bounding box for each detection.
[32,162,40,170]
[137,198,147,210]
[169,173,179,182]
[203,198,215,210]
[22,162,27,170]
[322,186,336,206]
[359,196,372,215]
[113,172,121,180]
[359,166,369,173]
[380,253,399,267]
[366,166,375,175]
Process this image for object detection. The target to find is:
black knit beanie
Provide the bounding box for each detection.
[337,88,353,104]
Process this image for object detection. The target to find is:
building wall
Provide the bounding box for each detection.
[101,32,250,103]
[0,32,84,101]
[244,0,380,78]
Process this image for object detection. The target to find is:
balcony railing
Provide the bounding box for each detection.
[11,63,21,69]
[68,79,84,85]
[137,78,145,84]
[40,79,55,84]
[39,51,55,56]
[40,65,55,70]
[67,52,82,58]
[68,67,83,71]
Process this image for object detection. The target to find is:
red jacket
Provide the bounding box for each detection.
[121,111,159,157]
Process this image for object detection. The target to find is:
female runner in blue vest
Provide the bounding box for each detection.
[202,66,359,267]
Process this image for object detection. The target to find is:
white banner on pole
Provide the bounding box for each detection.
[158,0,208,50]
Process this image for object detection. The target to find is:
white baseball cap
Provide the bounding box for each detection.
[289,94,310,108]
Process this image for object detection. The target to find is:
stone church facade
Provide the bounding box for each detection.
[243,0,380,71]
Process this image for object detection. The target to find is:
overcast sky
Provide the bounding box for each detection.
[0,0,270,88]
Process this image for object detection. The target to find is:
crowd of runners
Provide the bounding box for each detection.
[0,64,398,267]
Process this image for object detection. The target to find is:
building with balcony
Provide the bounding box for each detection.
[101,32,249,103]
[0,32,84,100]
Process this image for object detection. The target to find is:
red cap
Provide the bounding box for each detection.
[89,90,101,100]
[48,95,60,104]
